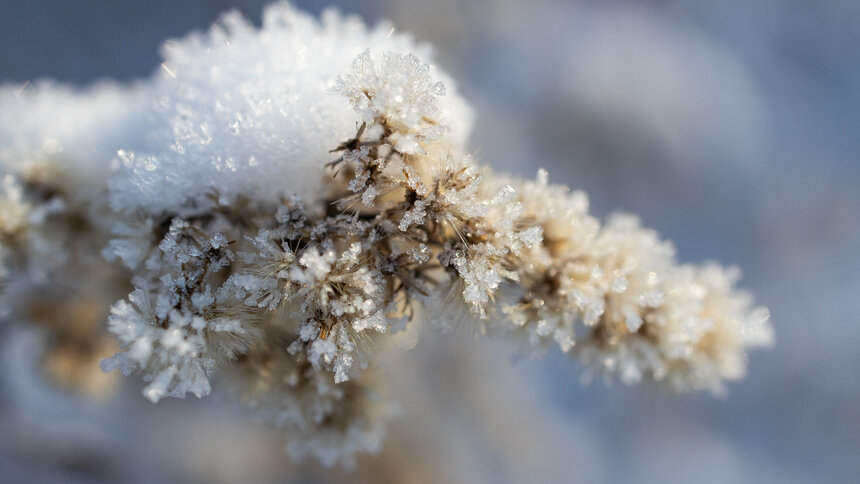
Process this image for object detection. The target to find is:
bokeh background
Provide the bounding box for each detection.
[1,0,858,482]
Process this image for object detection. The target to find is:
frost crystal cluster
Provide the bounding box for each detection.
[0,2,772,468]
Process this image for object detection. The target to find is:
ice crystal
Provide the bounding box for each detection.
[100,288,247,402]
[336,50,448,154]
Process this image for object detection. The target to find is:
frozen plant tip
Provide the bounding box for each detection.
[0,2,772,469]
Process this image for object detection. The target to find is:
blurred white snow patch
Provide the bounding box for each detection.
[559,3,767,171]
[626,417,813,484]
[0,80,149,190]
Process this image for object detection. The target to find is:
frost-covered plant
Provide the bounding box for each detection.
[0,81,149,396]
[0,2,772,469]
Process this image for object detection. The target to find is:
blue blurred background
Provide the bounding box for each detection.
[0,1,858,482]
